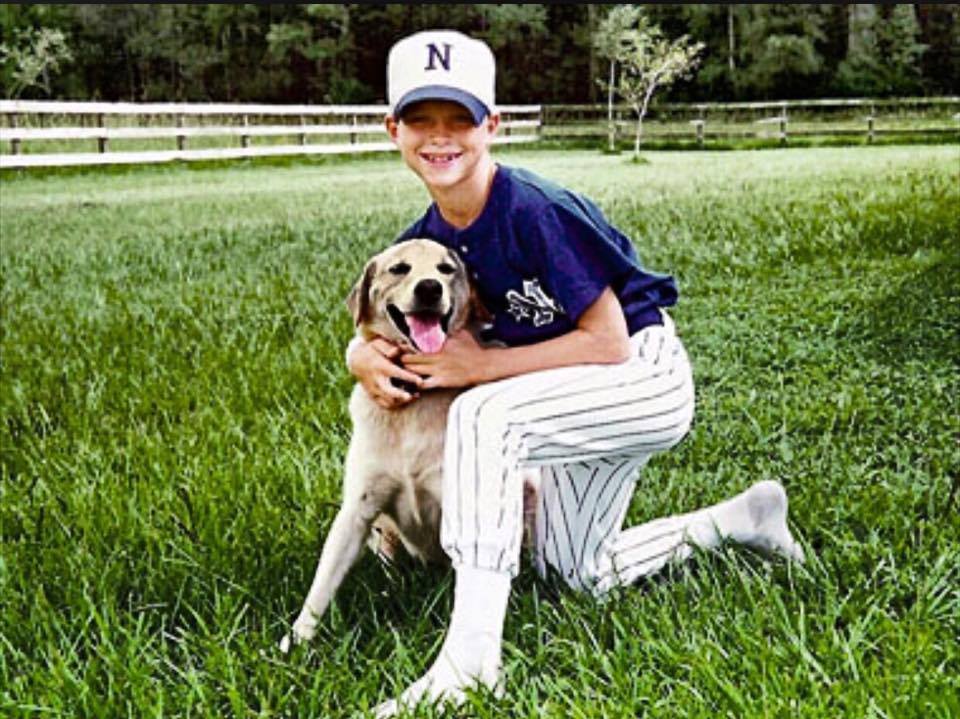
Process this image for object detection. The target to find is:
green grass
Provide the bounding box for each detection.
[2,145,958,718]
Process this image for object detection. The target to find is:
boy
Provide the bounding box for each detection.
[345,30,804,716]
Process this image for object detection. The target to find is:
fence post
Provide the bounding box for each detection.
[538,105,543,142]
[298,114,306,146]
[697,105,705,147]
[350,114,357,144]
[176,113,186,151]
[9,113,20,155]
[241,114,250,148]
[779,102,788,145]
[97,113,108,153]
[867,103,875,144]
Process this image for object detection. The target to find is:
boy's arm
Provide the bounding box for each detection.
[403,287,631,389]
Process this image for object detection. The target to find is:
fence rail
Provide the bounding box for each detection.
[0,100,541,169]
[543,96,960,147]
[1,97,957,168]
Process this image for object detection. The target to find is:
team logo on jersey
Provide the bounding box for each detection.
[505,279,565,327]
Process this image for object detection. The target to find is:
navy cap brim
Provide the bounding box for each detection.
[393,86,489,125]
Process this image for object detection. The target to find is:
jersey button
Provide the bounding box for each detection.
[460,244,469,253]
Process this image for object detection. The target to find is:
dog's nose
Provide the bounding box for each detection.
[414,279,443,305]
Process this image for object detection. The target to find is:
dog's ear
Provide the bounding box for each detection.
[346,260,376,326]
[469,285,493,324]
[447,249,492,324]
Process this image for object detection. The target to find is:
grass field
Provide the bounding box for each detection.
[1,144,958,718]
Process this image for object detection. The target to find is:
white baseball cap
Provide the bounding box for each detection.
[387,30,496,125]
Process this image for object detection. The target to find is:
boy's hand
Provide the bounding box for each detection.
[401,330,488,389]
[349,338,423,409]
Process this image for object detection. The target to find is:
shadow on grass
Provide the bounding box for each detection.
[841,251,959,368]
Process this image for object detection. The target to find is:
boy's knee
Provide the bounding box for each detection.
[532,546,609,595]
[448,388,513,440]
[658,388,694,452]
[667,411,693,449]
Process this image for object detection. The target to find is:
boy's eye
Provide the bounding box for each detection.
[437,262,456,275]
[389,262,411,276]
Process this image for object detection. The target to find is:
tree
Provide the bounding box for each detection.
[836,4,927,96]
[266,4,370,103]
[476,4,548,102]
[677,5,745,99]
[733,4,828,99]
[616,18,704,160]
[0,4,946,105]
[593,5,643,151]
[0,26,72,98]
[916,4,960,95]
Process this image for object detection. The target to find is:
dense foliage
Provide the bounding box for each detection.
[1,4,957,103]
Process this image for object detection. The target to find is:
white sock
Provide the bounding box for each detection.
[687,480,804,561]
[600,480,804,594]
[375,565,510,717]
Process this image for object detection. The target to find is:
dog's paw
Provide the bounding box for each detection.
[279,618,315,654]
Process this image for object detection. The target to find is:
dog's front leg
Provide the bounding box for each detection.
[279,497,377,653]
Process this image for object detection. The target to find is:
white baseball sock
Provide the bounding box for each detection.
[685,479,805,561]
[375,565,510,717]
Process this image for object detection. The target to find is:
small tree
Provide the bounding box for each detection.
[617,21,703,160]
[592,5,642,152]
[0,27,72,98]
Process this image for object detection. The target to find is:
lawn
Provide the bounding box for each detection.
[1,144,958,718]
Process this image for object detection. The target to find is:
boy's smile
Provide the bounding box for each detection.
[420,151,463,167]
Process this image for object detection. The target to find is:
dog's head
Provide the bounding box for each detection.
[346,239,488,353]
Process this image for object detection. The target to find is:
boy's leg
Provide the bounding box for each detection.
[378,316,698,714]
[442,314,695,576]
[533,463,804,596]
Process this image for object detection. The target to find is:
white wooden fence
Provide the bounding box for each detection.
[2,97,956,169]
[543,96,960,146]
[0,100,542,169]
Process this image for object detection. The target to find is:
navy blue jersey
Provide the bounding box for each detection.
[396,165,677,347]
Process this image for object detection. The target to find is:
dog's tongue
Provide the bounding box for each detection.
[408,314,446,354]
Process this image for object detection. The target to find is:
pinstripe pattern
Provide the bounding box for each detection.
[440,310,696,587]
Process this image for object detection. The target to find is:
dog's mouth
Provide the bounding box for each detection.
[387,304,453,354]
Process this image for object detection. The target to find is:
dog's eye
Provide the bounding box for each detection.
[389,262,411,276]
[437,262,456,275]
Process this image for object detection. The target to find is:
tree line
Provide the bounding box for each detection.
[1,4,957,104]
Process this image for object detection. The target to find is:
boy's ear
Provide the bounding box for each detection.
[346,260,376,326]
[385,115,400,141]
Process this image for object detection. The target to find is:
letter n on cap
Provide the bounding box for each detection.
[425,43,452,71]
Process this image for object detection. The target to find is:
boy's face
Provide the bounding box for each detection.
[385,100,500,193]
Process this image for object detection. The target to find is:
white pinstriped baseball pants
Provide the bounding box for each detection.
[440,310,697,596]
